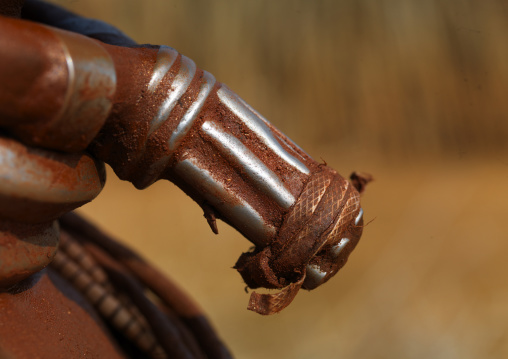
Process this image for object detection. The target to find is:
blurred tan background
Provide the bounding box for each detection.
[51,0,508,358]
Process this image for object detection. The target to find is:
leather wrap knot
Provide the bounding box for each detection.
[235,167,364,315]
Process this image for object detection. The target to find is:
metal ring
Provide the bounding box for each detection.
[0,137,106,223]
[43,27,117,152]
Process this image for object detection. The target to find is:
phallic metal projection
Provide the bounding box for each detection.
[0,13,369,320]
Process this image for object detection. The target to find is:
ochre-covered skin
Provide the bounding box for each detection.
[0,269,126,359]
[0,220,59,289]
[58,213,232,358]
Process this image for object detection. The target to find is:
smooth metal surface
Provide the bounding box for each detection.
[0,140,102,203]
[149,55,197,135]
[332,237,350,257]
[174,158,276,246]
[147,46,179,92]
[217,86,310,175]
[202,121,295,209]
[355,208,364,226]
[168,71,216,152]
[48,27,117,152]
[55,30,117,124]
[303,264,327,290]
[0,137,105,222]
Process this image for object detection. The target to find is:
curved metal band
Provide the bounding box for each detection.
[217,86,309,175]
[168,71,216,153]
[43,26,117,152]
[0,137,106,223]
[201,121,295,209]
[174,158,276,246]
[136,70,216,189]
[149,54,197,135]
[147,46,179,92]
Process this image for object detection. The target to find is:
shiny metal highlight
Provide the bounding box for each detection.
[0,137,105,223]
[332,237,350,257]
[168,71,216,152]
[46,28,117,151]
[149,55,197,135]
[275,132,309,162]
[147,46,178,92]
[355,208,364,226]
[136,72,216,189]
[174,158,276,246]
[202,121,295,209]
[217,86,310,174]
[304,264,327,290]
[237,94,310,162]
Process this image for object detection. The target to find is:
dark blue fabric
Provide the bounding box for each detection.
[21,0,138,47]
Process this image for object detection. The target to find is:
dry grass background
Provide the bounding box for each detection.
[49,0,508,358]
